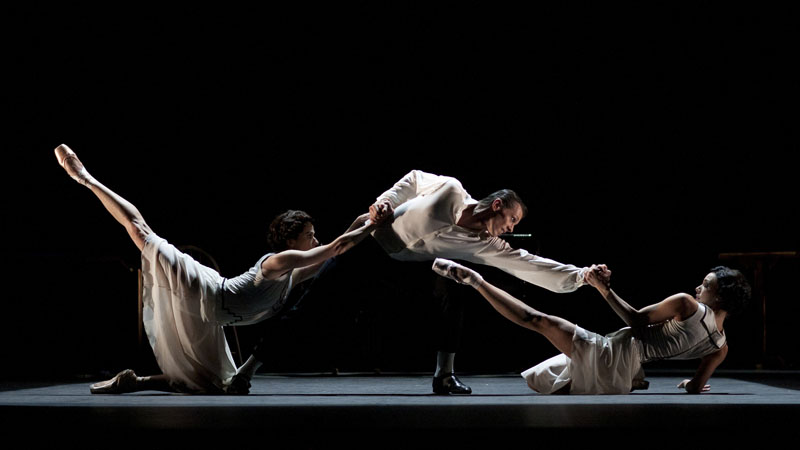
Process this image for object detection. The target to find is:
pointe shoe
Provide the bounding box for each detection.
[432,258,483,287]
[90,369,139,394]
[432,372,472,395]
[54,144,92,186]
[225,373,252,395]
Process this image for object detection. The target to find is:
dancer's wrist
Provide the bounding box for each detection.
[470,273,485,288]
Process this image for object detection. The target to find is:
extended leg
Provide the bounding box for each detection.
[55,144,152,251]
[433,259,576,357]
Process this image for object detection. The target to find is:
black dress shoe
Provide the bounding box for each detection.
[432,372,472,395]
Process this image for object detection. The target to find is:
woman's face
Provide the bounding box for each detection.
[287,222,318,251]
[695,272,719,306]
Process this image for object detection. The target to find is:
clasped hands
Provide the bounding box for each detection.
[369,199,394,226]
[585,264,612,292]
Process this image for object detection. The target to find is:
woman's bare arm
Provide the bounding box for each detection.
[262,214,373,280]
[585,266,696,327]
[678,345,728,394]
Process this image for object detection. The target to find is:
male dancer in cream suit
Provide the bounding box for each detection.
[369,170,588,394]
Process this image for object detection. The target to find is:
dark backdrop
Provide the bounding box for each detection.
[3,4,797,380]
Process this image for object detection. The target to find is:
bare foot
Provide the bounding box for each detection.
[55,144,93,186]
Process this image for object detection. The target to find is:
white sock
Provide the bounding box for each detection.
[434,351,456,377]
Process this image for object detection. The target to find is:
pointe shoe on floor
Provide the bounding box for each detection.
[225,373,252,395]
[432,258,483,287]
[90,369,138,394]
[54,144,91,186]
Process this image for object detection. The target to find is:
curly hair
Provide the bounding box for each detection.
[268,210,314,252]
[710,266,751,316]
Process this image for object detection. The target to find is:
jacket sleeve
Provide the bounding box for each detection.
[376,170,458,209]
[468,238,588,293]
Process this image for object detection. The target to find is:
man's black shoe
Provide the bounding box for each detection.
[432,372,472,395]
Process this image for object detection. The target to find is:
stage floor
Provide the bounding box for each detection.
[2,371,798,447]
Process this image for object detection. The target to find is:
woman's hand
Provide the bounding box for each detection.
[585,264,612,292]
[678,379,711,393]
[369,200,394,226]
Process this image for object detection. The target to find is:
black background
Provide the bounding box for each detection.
[2,4,798,380]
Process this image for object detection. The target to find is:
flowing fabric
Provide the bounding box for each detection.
[141,233,236,393]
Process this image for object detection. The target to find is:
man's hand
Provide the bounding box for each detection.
[369,200,394,226]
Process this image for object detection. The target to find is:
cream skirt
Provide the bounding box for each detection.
[521,325,643,395]
[141,233,236,393]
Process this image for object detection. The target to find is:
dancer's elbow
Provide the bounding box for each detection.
[261,253,293,279]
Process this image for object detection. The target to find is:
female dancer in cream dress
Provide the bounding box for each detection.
[55,144,375,394]
[432,258,750,394]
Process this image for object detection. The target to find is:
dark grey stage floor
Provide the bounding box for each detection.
[2,371,799,447]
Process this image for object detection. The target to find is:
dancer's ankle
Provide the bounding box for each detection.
[434,351,456,377]
[433,259,484,287]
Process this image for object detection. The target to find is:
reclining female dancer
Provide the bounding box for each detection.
[432,259,750,394]
[55,144,375,394]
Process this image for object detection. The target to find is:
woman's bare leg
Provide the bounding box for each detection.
[55,145,168,393]
[475,280,576,357]
[55,144,152,251]
[433,259,576,357]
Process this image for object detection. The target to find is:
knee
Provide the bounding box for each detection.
[524,311,556,332]
[133,217,152,234]
[541,314,567,331]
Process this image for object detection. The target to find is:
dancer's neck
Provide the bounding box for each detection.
[456,204,488,232]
